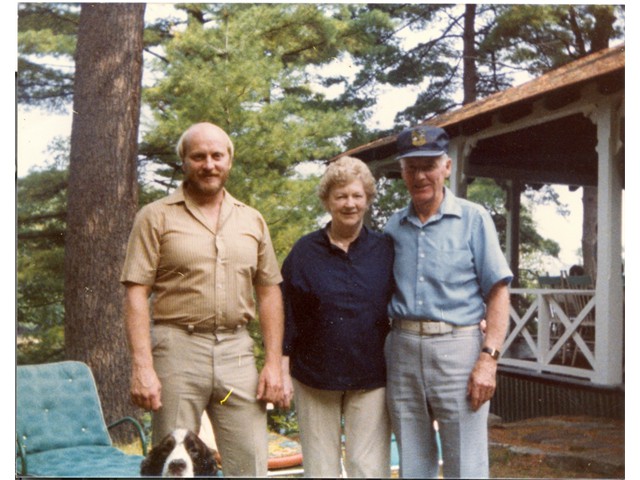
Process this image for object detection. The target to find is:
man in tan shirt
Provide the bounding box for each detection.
[121,122,284,476]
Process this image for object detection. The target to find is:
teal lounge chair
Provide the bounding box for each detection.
[16,360,147,477]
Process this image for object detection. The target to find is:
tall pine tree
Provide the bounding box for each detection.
[64,3,145,436]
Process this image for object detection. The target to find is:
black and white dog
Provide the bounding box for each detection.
[140,428,219,477]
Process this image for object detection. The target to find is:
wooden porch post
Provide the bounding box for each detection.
[593,97,624,385]
[448,137,468,198]
[506,180,522,288]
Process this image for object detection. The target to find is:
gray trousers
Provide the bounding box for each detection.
[385,325,489,479]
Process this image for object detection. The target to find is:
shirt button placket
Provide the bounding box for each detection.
[417,229,427,312]
[215,235,226,325]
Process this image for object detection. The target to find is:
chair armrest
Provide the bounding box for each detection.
[108,416,148,456]
[16,436,28,475]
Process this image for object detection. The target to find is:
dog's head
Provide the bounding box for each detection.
[140,428,218,477]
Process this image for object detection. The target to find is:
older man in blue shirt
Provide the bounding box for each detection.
[384,125,512,478]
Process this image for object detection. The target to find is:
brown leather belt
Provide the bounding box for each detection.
[392,318,478,336]
[158,323,244,334]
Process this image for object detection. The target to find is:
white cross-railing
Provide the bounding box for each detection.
[501,288,596,380]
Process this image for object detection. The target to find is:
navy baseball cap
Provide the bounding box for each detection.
[396,125,449,160]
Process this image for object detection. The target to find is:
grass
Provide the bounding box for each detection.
[116,441,145,456]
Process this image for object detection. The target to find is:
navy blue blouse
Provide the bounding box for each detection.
[281,224,394,390]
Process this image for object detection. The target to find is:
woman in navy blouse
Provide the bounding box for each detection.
[280,156,394,478]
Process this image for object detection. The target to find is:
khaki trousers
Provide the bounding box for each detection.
[151,324,268,477]
[293,378,391,478]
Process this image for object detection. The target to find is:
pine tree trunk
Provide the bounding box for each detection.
[462,4,477,105]
[64,3,145,441]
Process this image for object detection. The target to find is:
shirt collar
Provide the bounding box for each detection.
[321,222,370,249]
[163,184,187,205]
[163,183,245,233]
[400,186,462,225]
[440,187,463,218]
[164,183,243,208]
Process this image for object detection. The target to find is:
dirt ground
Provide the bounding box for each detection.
[120,415,624,479]
[489,415,624,479]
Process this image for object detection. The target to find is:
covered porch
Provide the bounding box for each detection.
[336,45,625,393]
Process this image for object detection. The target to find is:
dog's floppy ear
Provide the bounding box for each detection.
[140,447,163,476]
[184,430,218,476]
[195,449,218,477]
[140,432,176,476]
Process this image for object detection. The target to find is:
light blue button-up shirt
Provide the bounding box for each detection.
[385,187,513,326]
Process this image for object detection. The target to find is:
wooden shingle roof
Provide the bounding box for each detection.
[335,44,624,162]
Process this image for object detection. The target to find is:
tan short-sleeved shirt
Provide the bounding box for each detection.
[120,185,283,329]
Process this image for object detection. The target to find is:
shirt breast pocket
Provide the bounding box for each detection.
[232,233,260,278]
[426,249,476,284]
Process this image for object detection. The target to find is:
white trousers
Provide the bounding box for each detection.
[293,378,391,478]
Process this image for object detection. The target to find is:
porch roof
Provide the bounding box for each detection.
[333,44,625,164]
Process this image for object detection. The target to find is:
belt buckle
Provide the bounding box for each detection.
[419,322,431,335]
[215,324,242,334]
[420,321,452,335]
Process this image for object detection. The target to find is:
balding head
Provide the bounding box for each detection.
[176,123,234,162]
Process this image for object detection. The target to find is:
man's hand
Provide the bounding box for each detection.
[466,356,497,411]
[256,359,283,405]
[467,281,509,410]
[124,283,162,411]
[255,284,285,406]
[131,365,163,411]
[279,356,294,409]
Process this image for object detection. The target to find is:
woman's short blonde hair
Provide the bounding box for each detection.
[317,156,377,206]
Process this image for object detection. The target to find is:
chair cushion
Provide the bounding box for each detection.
[17,361,112,454]
[17,445,144,477]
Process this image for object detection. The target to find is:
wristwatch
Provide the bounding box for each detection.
[481,346,500,360]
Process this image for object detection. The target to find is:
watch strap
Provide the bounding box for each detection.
[481,346,500,360]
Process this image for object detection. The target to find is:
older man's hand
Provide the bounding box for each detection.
[466,356,497,411]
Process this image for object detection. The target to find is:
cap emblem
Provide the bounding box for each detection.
[411,130,427,147]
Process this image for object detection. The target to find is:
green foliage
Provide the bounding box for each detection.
[141,4,373,258]
[345,4,623,126]
[467,178,560,261]
[487,5,624,74]
[342,5,482,125]
[17,167,68,364]
[268,406,299,437]
[18,3,79,55]
[17,3,79,110]
[15,162,166,365]
[17,326,65,365]
[370,177,410,231]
